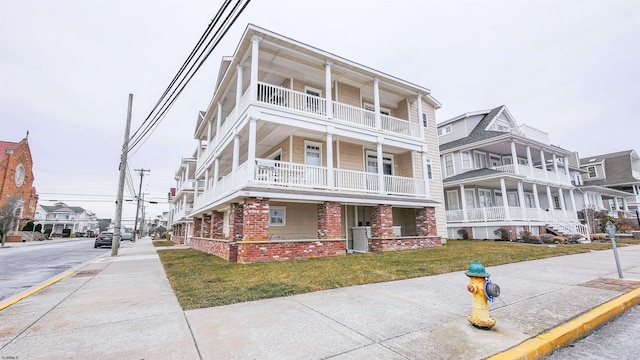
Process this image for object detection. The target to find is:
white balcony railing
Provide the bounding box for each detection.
[383,174,426,196]
[257,82,420,139]
[492,165,571,186]
[255,160,327,188]
[334,169,379,193]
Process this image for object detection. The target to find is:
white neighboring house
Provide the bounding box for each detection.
[168,157,196,244]
[438,105,590,240]
[35,202,99,236]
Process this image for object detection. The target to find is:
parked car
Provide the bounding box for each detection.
[94,232,114,248]
[121,232,133,241]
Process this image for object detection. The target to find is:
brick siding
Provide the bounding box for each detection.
[211,211,224,238]
[236,239,346,263]
[229,203,244,241]
[371,205,393,238]
[243,197,270,241]
[190,238,238,262]
[416,207,437,236]
[317,201,342,239]
[368,236,442,252]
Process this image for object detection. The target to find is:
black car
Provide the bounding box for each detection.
[94,232,114,248]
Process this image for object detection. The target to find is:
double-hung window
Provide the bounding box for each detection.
[473,151,487,169]
[443,154,455,177]
[460,152,472,169]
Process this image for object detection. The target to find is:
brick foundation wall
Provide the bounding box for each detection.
[317,201,342,239]
[229,203,244,241]
[417,207,437,236]
[193,217,202,237]
[236,239,346,263]
[211,211,224,238]
[171,236,185,244]
[368,236,442,252]
[243,197,270,241]
[190,238,238,262]
[202,214,211,238]
[371,205,393,238]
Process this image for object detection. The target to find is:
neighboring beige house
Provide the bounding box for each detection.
[35,202,98,236]
[172,24,445,263]
[438,105,590,240]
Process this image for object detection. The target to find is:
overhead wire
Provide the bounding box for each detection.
[127,0,251,157]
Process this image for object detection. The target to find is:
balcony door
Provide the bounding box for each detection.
[478,189,493,208]
[304,86,322,114]
[305,141,322,186]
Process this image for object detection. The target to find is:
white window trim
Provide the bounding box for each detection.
[438,125,452,137]
[587,166,597,178]
[473,151,487,169]
[489,154,502,167]
[443,153,455,177]
[304,86,322,97]
[426,158,433,180]
[446,190,460,210]
[269,206,286,226]
[507,191,519,206]
[364,103,391,116]
[366,150,394,175]
[460,151,472,169]
[478,188,493,208]
[422,111,428,128]
[464,188,477,208]
[267,148,282,161]
[304,141,323,166]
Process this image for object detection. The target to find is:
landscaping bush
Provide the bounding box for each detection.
[567,234,583,244]
[590,233,607,242]
[494,227,511,241]
[457,229,469,240]
[553,236,568,244]
[540,234,555,244]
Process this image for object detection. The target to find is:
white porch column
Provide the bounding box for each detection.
[204,169,209,191]
[207,118,212,144]
[540,150,549,182]
[216,102,222,137]
[325,61,333,118]
[236,65,244,114]
[564,156,571,182]
[421,148,432,198]
[194,176,199,203]
[532,183,542,219]
[582,192,589,209]
[232,132,240,184]
[623,198,629,212]
[500,178,510,220]
[517,180,526,219]
[250,36,261,101]
[511,141,519,174]
[326,128,334,188]
[546,185,554,214]
[558,188,567,217]
[417,93,425,141]
[526,145,534,175]
[460,184,468,221]
[185,163,190,182]
[552,153,559,175]
[598,194,604,210]
[613,197,620,211]
[197,139,202,160]
[183,196,187,213]
[373,78,381,130]
[569,189,577,216]
[247,118,257,183]
[213,157,220,186]
[377,140,384,194]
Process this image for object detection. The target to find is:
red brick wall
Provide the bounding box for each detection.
[193,217,202,237]
[417,207,437,236]
[190,238,238,262]
[236,240,346,263]
[229,203,244,241]
[243,197,269,241]
[202,214,211,238]
[371,205,393,238]
[211,211,224,238]
[368,236,442,252]
[317,201,342,239]
[171,235,184,244]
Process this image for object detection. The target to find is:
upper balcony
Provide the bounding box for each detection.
[492,164,571,186]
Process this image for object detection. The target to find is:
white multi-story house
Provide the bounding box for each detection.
[35,202,98,236]
[438,105,590,240]
[180,25,445,263]
[579,150,640,217]
[168,156,197,244]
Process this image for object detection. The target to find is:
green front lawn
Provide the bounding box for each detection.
[158,240,638,310]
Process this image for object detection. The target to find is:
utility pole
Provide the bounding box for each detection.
[141,201,146,238]
[133,168,150,242]
[112,94,133,256]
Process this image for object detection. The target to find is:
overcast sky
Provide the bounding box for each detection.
[1,0,638,221]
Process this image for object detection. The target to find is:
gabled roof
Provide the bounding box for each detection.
[39,203,86,214]
[579,150,636,164]
[439,106,507,151]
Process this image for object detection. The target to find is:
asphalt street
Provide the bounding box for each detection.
[0,238,108,301]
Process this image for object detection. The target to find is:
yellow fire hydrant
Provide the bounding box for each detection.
[465,260,500,330]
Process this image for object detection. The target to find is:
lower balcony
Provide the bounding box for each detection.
[194,159,428,210]
[446,206,577,223]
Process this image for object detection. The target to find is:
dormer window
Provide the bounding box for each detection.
[587,166,597,178]
[438,125,452,136]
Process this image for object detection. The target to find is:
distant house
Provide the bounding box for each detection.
[579,150,640,216]
[168,157,196,244]
[35,202,99,236]
[0,134,38,231]
[438,105,590,240]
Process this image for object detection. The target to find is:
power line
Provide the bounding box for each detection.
[127,0,251,156]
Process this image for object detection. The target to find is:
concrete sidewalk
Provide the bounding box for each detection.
[1,239,639,359]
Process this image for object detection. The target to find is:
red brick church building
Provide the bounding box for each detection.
[1,134,38,231]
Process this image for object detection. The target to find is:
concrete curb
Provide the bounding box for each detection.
[488,286,640,360]
[0,271,75,311]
